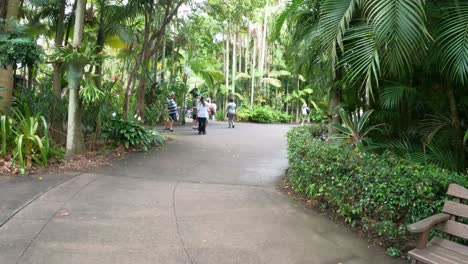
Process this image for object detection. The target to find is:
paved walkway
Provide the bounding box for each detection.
[0,122,402,264]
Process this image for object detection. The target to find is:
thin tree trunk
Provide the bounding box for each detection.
[65,0,86,158]
[64,0,77,47]
[232,31,237,94]
[259,1,268,95]
[161,36,166,84]
[250,37,256,108]
[244,35,249,75]
[238,34,242,73]
[53,0,66,97]
[285,81,289,114]
[225,29,230,108]
[27,65,33,89]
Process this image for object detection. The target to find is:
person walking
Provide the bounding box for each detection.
[192,94,200,130]
[197,96,210,135]
[227,98,236,128]
[207,98,216,121]
[165,92,177,132]
[211,101,217,120]
[301,103,310,125]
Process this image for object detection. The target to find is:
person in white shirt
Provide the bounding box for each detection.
[301,103,310,125]
[227,98,237,128]
[197,96,210,135]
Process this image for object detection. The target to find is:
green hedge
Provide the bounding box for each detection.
[287,126,467,251]
[237,106,290,123]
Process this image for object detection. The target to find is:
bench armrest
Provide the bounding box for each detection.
[408,213,450,233]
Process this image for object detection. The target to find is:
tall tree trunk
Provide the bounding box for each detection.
[27,65,33,89]
[244,35,249,75]
[232,31,237,94]
[285,81,289,114]
[238,34,242,73]
[225,30,230,108]
[65,0,86,158]
[136,78,147,118]
[250,37,256,108]
[160,36,166,84]
[259,1,268,96]
[53,0,66,97]
[0,0,20,112]
[136,9,152,119]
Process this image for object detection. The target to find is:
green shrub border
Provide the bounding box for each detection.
[287,126,467,254]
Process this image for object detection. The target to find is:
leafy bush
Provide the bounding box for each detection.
[215,109,227,121]
[304,123,328,138]
[309,109,327,122]
[103,114,165,151]
[251,106,290,123]
[287,126,467,250]
[236,107,252,122]
[273,111,291,123]
[251,106,275,123]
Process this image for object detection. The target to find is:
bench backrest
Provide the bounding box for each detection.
[437,184,468,240]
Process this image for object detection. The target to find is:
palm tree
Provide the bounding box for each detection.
[65,0,87,158]
[278,0,468,170]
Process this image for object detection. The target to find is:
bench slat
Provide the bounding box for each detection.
[448,184,468,200]
[431,237,468,257]
[409,245,468,264]
[444,201,468,219]
[436,220,468,240]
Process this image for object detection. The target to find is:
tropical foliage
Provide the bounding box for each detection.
[278,0,468,171]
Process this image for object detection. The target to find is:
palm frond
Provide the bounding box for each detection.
[342,24,380,103]
[275,0,308,38]
[426,143,462,171]
[435,3,468,85]
[419,114,452,144]
[380,85,416,110]
[319,0,361,72]
[363,0,429,77]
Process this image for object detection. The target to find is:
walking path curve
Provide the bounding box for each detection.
[0,122,402,264]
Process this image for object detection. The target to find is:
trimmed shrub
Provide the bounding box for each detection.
[287,126,467,250]
[251,106,290,123]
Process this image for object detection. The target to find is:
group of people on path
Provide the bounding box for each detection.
[165,92,236,134]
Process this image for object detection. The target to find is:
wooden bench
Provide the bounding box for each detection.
[407,184,468,264]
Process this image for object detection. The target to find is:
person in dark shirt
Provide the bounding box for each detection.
[165,92,177,132]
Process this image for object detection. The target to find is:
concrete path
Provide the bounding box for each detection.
[0,122,402,264]
[0,173,78,226]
